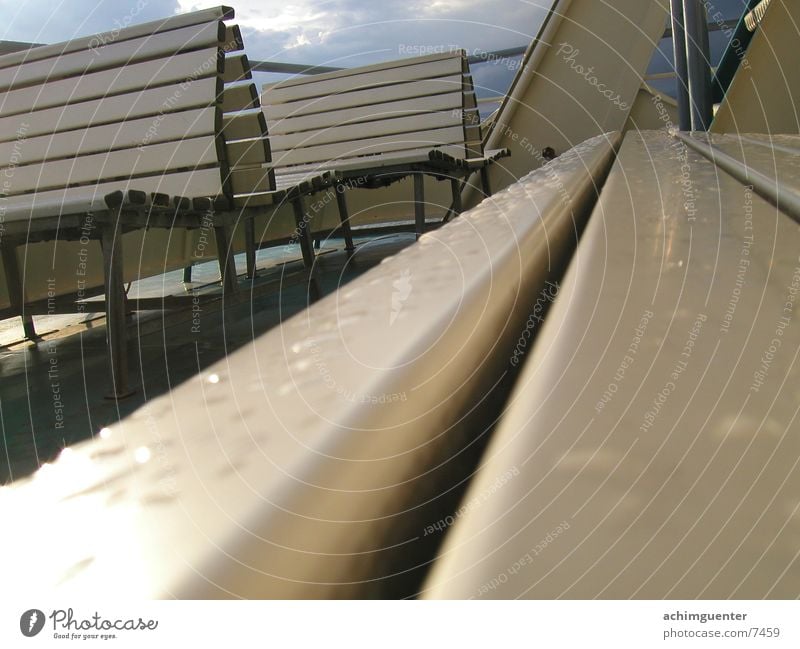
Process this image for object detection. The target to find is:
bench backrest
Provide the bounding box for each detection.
[260,51,481,174]
[0,5,274,213]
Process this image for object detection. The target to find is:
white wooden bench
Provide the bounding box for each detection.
[0,5,333,397]
[260,51,509,239]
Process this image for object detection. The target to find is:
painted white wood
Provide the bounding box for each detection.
[270,110,464,152]
[0,78,219,141]
[263,75,465,119]
[272,126,467,168]
[0,107,217,167]
[267,50,462,90]
[4,137,220,195]
[0,5,232,70]
[221,110,266,141]
[264,57,464,105]
[267,92,464,135]
[0,168,224,222]
[0,48,222,117]
[222,54,250,83]
[221,82,257,113]
[226,139,270,168]
[0,22,224,92]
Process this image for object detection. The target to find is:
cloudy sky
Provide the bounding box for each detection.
[1,0,555,100]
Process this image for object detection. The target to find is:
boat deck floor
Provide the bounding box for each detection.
[0,233,414,484]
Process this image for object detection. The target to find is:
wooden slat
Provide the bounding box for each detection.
[0,6,233,71]
[270,110,464,152]
[264,57,465,105]
[265,50,463,91]
[263,75,465,119]
[223,24,243,53]
[0,107,217,167]
[0,47,223,118]
[0,78,220,142]
[0,168,225,222]
[272,126,467,168]
[221,110,267,140]
[0,22,224,93]
[267,91,464,135]
[227,166,274,195]
[226,138,270,168]
[2,137,220,195]
[222,54,251,83]
[221,82,257,112]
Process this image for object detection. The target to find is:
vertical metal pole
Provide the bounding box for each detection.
[291,196,316,269]
[671,0,691,130]
[683,0,713,130]
[413,173,425,239]
[450,177,463,216]
[291,195,321,302]
[213,222,238,295]
[101,212,133,398]
[480,167,492,196]
[244,217,257,279]
[334,184,356,252]
[1,239,37,339]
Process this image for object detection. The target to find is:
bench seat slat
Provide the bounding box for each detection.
[272,126,467,168]
[4,137,221,196]
[0,168,225,223]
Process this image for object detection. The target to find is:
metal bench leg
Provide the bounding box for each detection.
[442,177,463,224]
[414,173,425,239]
[214,224,238,295]
[480,166,492,196]
[291,196,316,269]
[244,217,257,279]
[291,195,322,301]
[182,265,193,283]
[335,184,356,252]
[101,215,134,399]
[1,240,37,340]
